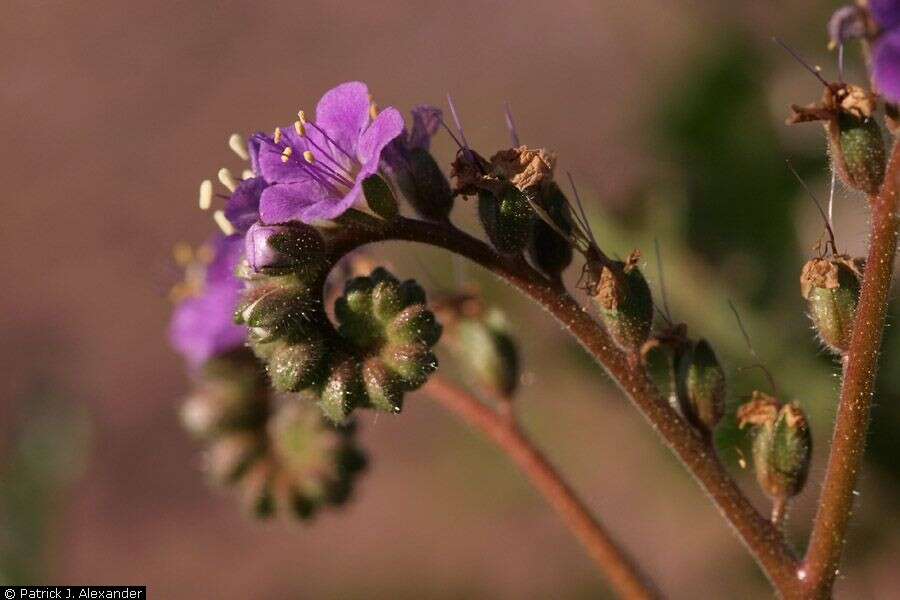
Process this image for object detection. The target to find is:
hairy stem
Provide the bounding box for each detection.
[801,142,900,597]
[425,377,659,599]
[333,210,802,595]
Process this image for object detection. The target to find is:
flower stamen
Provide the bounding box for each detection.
[228,133,249,161]
[213,210,236,235]
[198,179,213,210]
[218,168,238,192]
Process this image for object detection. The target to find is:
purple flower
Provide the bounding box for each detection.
[169,235,246,368]
[871,1,900,101]
[256,82,404,224]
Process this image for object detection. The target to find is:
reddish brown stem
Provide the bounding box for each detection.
[333,211,801,595]
[425,377,659,599]
[801,143,900,597]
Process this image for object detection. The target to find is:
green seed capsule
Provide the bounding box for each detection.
[592,258,654,353]
[526,182,574,280]
[478,186,534,255]
[456,309,520,397]
[800,256,863,355]
[739,394,812,500]
[257,223,328,281]
[836,112,886,196]
[675,339,726,434]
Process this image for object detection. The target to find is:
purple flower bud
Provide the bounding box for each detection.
[244,221,328,276]
[245,222,286,271]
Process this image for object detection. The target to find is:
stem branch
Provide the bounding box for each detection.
[333,210,802,595]
[425,377,659,599]
[801,142,900,597]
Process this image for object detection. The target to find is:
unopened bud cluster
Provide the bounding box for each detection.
[180,349,366,519]
[238,228,442,423]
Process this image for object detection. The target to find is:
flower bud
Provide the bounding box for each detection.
[237,283,321,341]
[455,309,520,397]
[592,254,654,353]
[267,335,328,392]
[526,182,574,280]
[361,357,405,413]
[245,222,327,279]
[738,393,812,500]
[180,353,269,438]
[835,111,886,196]
[205,432,265,484]
[380,343,438,390]
[318,356,367,424]
[362,174,399,220]
[675,339,726,435]
[800,256,863,354]
[478,186,534,255]
[393,148,454,221]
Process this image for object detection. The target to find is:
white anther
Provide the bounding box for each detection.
[294,120,305,136]
[303,150,316,164]
[281,146,293,163]
[228,133,249,161]
[217,167,238,192]
[242,169,254,180]
[198,179,213,210]
[297,110,308,124]
[274,126,283,144]
[213,210,235,235]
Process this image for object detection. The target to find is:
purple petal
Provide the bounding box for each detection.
[874,30,900,102]
[245,222,287,271]
[204,234,244,285]
[169,234,246,367]
[257,126,311,183]
[357,107,404,166]
[259,180,343,224]
[169,284,245,368]
[314,81,371,158]
[871,0,900,31]
[409,105,442,150]
[247,132,266,176]
[224,177,266,234]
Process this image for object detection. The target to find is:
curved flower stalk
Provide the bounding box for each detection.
[167,45,900,596]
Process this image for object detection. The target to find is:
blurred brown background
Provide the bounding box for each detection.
[3,1,899,598]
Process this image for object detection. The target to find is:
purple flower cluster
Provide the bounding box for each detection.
[170,82,406,367]
[871,0,900,101]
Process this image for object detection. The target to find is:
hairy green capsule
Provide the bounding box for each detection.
[675,338,726,434]
[800,256,863,355]
[739,393,812,500]
[526,182,574,280]
[592,257,654,353]
[478,186,534,255]
[456,309,520,397]
[836,112,885,196]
